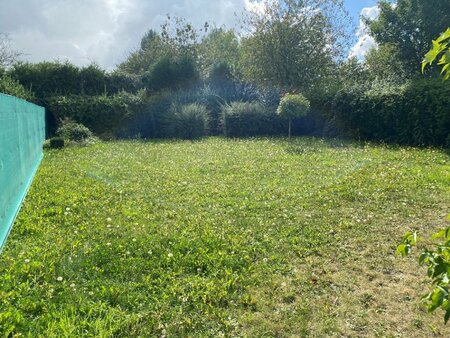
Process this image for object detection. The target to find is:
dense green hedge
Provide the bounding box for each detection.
[221,101,285,137]
[47,91,146,138]
[320,79,450,147]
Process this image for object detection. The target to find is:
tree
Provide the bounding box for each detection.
[367,0,450,77]
[240,0,351,93]
[364,44,408,84]
[198,28,241,76]
[117,29,166,75]
[0,33,20,68]
[276,93,310,138]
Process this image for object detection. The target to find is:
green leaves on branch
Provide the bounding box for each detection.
[396,231,418,257]
[422,28,450,80]
[397,219,450,322]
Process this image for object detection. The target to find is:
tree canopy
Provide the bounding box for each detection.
[367,0,450,77]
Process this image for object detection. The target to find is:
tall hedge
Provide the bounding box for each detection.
[47,91,146,138]
[221,101,285,137]
[326,79,450,147]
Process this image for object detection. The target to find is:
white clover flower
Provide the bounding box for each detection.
[70,283,76,288]
[66,207,71,211]
[132,238,136,242]
[106,242,111,246]
[57,276,63,282]
[107,224,112,228]
[168,253,174,258]
[24,259,30,264]
[106,217,112,222]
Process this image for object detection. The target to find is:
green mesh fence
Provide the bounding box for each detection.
[0,93,45,252]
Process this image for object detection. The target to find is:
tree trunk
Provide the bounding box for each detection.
[288,117,291,139]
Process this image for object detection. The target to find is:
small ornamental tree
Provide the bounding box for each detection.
[276,93,310,138]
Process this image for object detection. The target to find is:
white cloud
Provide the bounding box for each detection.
[0,0,250,70]
[348,5,380,60]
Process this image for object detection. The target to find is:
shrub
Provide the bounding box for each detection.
[0,75,35,101]
[221,101,285,137]
[49,137,64,149]
[164,103,209,140]
[57,119,93,142]
[277,93,310,138]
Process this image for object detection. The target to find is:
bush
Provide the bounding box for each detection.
[164,103,209,140]
[221,101,285,137]
[327,79,450,146]
[57,119,93,142]
[49,137,64,149]
[0,75,35,101]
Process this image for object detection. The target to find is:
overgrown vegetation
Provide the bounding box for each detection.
[1,138,449,336]
[1,1,448,146]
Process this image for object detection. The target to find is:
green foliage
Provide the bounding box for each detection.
[422,28,450,80]
[198,28,241,76]
[364,44,409,84]
[164,103,209,139]
[79,64,107,96]
[142,55,199,92]
[277,93,311,138]
[240,0,350,92]
[397,217,450,322]
[57,119,94,142]
[47,91,145,138]
[277,94,310,119]
[367,0,450,77]
[49,137,65,149]
[221,101,284,137]
[326,78,450,146]
[10,61,81,99]
[0,75,35,101]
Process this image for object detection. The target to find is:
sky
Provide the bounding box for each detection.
[0,0,380,70]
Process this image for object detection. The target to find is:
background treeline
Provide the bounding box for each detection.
[0,0,449,146]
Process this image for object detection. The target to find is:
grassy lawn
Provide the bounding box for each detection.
[1,137,449,337]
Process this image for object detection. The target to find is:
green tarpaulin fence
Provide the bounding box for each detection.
[0,93,45,252]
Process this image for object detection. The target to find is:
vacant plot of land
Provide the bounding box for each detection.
[1,138,449,337]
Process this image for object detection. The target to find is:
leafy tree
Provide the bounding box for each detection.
[366,0,450,77]
[276,93,310,138]
[422,28,450,80]
[240,0,351,92]
[198,28,241,76]
[364,44,408,84]
[117,29,166,75]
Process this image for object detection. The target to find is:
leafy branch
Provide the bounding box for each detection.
[422,28,450,80]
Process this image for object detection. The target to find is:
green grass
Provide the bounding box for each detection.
[1,137,449,337]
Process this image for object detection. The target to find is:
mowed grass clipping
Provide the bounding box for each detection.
[1,138,449,337]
